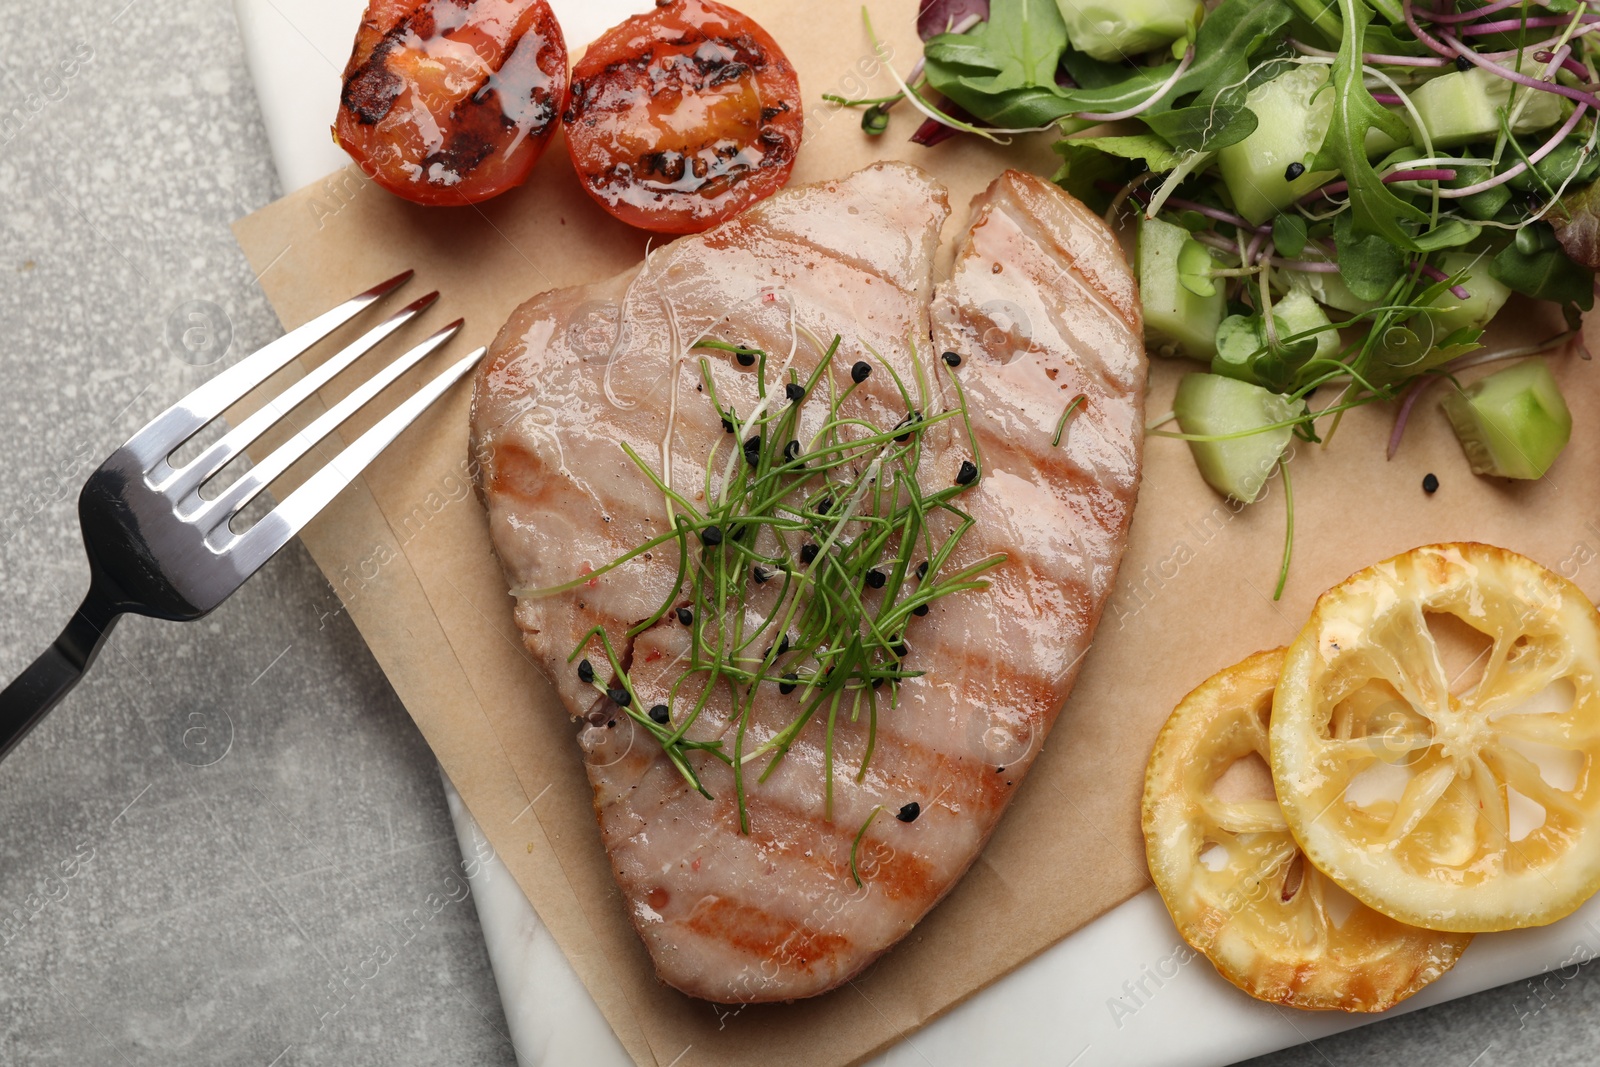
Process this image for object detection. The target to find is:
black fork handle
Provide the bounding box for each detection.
[0,589,122,761]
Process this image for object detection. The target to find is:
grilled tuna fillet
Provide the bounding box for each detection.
[471,163,1145,1002]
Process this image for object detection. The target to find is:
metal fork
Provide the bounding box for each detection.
[0,270,483,761]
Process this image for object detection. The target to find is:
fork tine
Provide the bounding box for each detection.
[158,290,440,500]
[228,346,487,575]
[194,319,466,533]
[124,270,413,471]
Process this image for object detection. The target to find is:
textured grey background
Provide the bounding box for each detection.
[0,1,1596,1065]
[0,1,516,1064]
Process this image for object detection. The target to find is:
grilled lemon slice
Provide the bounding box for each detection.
[1144,648,1472,1010]
[1272,543,1600,932]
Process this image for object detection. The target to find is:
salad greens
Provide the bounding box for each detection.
[835,0,1600,592]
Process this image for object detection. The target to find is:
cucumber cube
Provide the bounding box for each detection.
[1416,252,1511,341]
[1056,0,1201,62]
[1409,66,1563,149]
[1139,216,1224,360]
[1272,288,1339,361]
[1173,373,1306,503]
[1216,65,1339,225]
[1442,359,1571,479]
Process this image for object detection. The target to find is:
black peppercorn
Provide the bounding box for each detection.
[1423,472,1440,494]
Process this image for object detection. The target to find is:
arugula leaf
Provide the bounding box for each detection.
[1334,212,1406,300]
[1137,1,1294,151]
[1551,180,1600,271]
[1059,47,1133,90]
[1142,103,1259,152]
[1310,0,1426,251]
[1411,220,1483,251]
[1052,133,1179,210]
[1145,0,1292,113]
[1057,133,1182,171]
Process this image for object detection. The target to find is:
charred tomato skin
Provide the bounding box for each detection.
[335,0,568,207]
[562,0,803,234]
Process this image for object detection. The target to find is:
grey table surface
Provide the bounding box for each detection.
[0,2,1597,1065]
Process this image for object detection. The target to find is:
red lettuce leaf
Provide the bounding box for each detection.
[918,0,989,40]
[1552,180,1600,272]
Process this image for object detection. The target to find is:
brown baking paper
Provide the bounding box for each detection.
[231,3,1600,1063]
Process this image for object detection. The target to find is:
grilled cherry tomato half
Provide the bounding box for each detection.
[563,0,803,233]
[335,0,568,206]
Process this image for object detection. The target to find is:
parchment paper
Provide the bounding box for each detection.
[231,3,1600,1063]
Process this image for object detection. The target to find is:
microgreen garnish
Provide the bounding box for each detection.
[851,805,884,887]
[1274,456,1295,601]
[517,330,1003,834]
[1051,393,1087,448]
